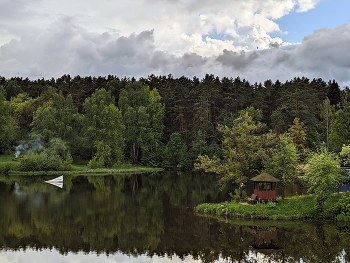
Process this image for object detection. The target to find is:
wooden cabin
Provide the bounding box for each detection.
[251,173,280,201]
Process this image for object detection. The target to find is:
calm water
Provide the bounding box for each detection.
[0,172,350,263]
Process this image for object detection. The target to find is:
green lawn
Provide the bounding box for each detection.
[0,154,21,173]
[196,193,347,220]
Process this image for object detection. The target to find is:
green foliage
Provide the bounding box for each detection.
[266,200,277,209]
[288,117,307,153]
[340,144,350,166]
[319,97,335,146]
[83,89,125,167]
[141,87,165,167]
[4,80,22,100]
[196,113,273,200]
[0,161,18,175]
[239,106,262,121]
[196,194,343,220]
[262,133,299,186]
[19,151,59,171]
[329,105,350,152]
[230,189,247,202]
[0,85,15,154]
[19,138,73,171]
[304,151,343,210]
[119,82,165,166]
[87,141,110,168]
[163,133,192,170]
[83,88,115,143]
[87,105,125,168]
[0,74,344,174]
[333,192,350,217]
[31,91,83,161]
[9,93,38,137]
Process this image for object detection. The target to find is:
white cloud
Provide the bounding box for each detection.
[297,0,324,12]
[0,0,325,56]
[0,18,349,86]
[0,0,347,87]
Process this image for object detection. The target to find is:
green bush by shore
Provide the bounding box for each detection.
[195,193,350,221]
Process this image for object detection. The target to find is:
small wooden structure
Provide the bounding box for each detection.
[251,173,280,201]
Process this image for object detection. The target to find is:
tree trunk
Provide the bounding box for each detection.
[239,163,243,201]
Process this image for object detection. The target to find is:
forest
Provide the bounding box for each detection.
[0,74,349,173]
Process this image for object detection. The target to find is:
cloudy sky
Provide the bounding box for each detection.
[0,0,349,86]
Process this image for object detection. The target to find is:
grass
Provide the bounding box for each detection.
[0,154,21,174]
[195,193,348,221]
[0,154,164,175]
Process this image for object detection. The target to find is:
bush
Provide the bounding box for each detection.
[333,192,350,217]
[19,138,73,172]
[336,214,350,221]
[230,189,247,202]
[266,200,277,209]
[87,156,105,169]
[19,151,61,171]
[0,163,16,175]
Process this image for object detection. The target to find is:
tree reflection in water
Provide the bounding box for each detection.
[0,172,350,262]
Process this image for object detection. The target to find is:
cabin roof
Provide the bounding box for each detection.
[251,173,280,182]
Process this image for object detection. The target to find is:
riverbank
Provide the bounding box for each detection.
[0,154,163,175]
[195,193,350,221]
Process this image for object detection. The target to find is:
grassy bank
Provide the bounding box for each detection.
[0,154,163,175]
[8,166,164,176]
[195,193,350,221]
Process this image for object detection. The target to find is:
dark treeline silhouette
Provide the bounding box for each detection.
[0,73,348,169]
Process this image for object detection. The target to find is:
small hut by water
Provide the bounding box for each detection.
[251,173,280,201]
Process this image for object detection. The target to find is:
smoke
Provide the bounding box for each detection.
[15,143,29,158]
[14,134,45,158]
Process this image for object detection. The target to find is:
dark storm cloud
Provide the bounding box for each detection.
[216,50,259,70]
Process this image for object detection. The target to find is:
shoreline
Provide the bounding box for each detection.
[6,167,164,176]
[195,193,350,221]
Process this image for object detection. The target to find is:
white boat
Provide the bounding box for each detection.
[45,176,63,188]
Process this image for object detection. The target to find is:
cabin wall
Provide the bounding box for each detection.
[254,189,277,201]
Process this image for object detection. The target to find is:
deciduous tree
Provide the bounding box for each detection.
[304,151,343,210]
[262,133,299,187]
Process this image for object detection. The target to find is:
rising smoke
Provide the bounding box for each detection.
[14,134,45,158]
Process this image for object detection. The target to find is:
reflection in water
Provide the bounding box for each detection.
[0,249,203,263]
[0,172,350,262]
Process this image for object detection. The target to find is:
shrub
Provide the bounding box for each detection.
[266,200,277,209]
[231,189,247,202]
[336,214,350,221]
[333,192,350,217]
[0,163,16,175]
[19,138,73,172]
[87,156,105,169]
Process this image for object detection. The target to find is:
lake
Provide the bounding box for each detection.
[0,172,350,263]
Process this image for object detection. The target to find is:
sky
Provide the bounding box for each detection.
[0,0,349,86]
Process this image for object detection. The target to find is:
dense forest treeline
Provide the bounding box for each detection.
[0,74,349,170]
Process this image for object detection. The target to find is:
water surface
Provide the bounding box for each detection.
[0,172,349,262]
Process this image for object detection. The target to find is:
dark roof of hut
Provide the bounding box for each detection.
[251,173,280,182]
